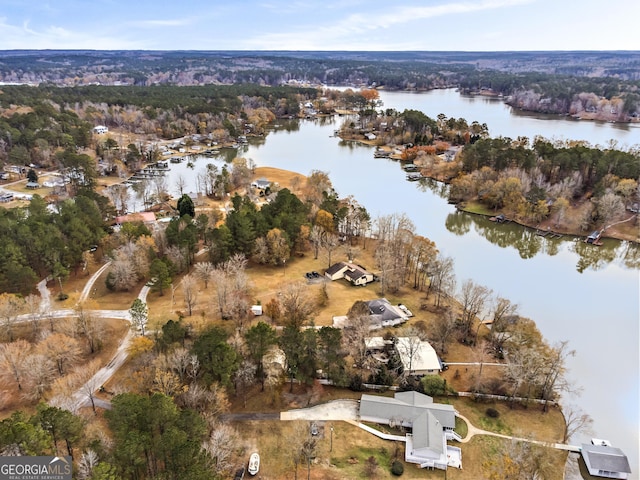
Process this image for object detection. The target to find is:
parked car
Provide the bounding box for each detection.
[234,467,245,480]
[310,422,319,436]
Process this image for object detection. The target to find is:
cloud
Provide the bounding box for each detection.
[128,17,196,28]
[0,17,143,49]
[243,0,534,50]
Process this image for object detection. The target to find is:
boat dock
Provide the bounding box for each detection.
[535,228,563,239]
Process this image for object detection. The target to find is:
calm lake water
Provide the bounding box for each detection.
[142,89,640,477]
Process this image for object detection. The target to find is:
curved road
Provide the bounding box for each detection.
[23,262,151,413]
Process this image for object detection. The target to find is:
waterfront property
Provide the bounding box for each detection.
[324,261,375,286]
[359,391,462,470]
[581,441,632,479]
[366,298,410,329]
[395,336,442,375]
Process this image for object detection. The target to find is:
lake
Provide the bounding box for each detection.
[139,88,640,478]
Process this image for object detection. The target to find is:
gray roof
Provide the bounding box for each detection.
[366,298,407,323]
[395,391,434,407]
[581,444,632,474]
[411,411,445,457]
[360,392,455,429]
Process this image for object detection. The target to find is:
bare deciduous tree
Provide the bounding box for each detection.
[182,274,198,316]
[36,332,82,376]
[202,422,240,475]
[233,359,257,408]
[21,353,55,401]
[75,301,104,354]
[0,293,25,342]
[427,254,456,308]
[429,307,457,355]
[77,449,100,480]
[562,404,593,443]
[320,232,340,269]
[279,282,315,329]
[458,279,492,342]
[0,339,32,390]
[194,262,215,289]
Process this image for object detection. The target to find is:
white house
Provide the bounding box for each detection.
[251,178,271,190]
[359,391,461,470]
[93,125,108,134]
[395,336,442,375]
[325,262,375,286]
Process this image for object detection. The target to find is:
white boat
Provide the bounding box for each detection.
[247,453,260,476]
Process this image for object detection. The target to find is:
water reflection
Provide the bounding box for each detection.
[416,178,449,199]
[572,239,621,273]
[444,211,472,236]
[445,211,637,271]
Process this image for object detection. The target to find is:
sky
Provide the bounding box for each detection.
[0,0,639,51]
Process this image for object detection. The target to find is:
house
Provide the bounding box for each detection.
[581,442,632,479]
[0,192,14,203]
[93,125,108,134]
[394,336,442,375]
[25,181,40,189]
[359,391,461,470]
[366,298,409,329]
[365,132,377,141]
[324,262,375,286]
[251,178,271,190]
[250,305,263,316]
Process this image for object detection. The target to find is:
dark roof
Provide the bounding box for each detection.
[344,266,367,281]
[581,444,632,474]
[325,262,348,276]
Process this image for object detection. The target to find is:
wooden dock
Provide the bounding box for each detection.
[535,228,563,239]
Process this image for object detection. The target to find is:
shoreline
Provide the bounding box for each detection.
[348,138,639,245]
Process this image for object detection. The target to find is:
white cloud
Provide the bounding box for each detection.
[128,18,196,28]
[243,0,535,50]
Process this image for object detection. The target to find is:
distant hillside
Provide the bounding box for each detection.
[0,50,639,119]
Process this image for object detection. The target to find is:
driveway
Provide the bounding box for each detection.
[279,400,359,421]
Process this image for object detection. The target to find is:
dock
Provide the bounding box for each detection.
[489,214,509,223]
[535,228,563,239]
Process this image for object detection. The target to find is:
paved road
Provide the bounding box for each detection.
[220,413,280,421]
[31,261,144,413]
[79,261,112,302]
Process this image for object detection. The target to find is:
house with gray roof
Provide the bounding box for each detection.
[359,391,461,470]
[581,443,632,479]
[366,298,409,329]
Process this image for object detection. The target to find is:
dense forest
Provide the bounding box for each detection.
[1,50,639,118]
